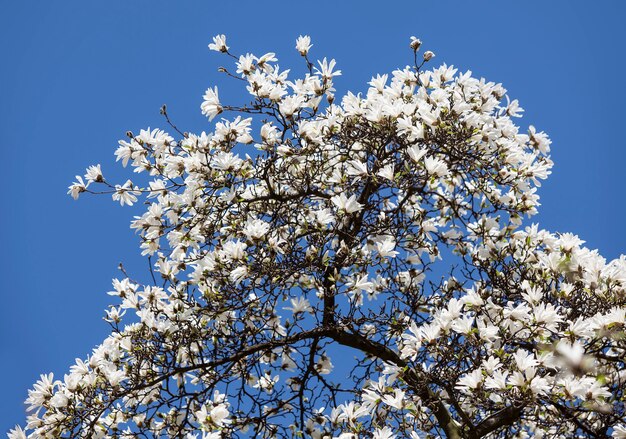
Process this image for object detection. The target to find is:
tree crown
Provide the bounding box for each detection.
[12,35,626,439]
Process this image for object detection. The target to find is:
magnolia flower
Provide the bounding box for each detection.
[84,164,103,183]
[373,427,396,439]
[295,35,312,56]
[211,151,243,171]
[254,373,279,393]
[368,74,388,92]
[381,389,406,410]
[506,98,524,117]
[137,127,172,148]
[279,95,304,118]
[451,315,475,335]
[482,356,502,374]
[201,86,222,121]
[485,370,509,391]
[229,266,248,284]
[612,424,626,438]
[236,53,256,76]
[407,145,427,163]
[50,391,69,408]
[336,401,368,427]
[221,240,247,260]
[513,350,538,373]
[558,232,585,253]
[112,180,139,206]
[423,50,435,61]
[397,117,425,142]
[314,208,335,226]
[210,403,231,427]
[456,368,483,393]
[283,297,313,315]
[315,353,333,374]
[208,34,228,52]
[586,381,612,400]
[376,237,399,258]
[260,122,280,146]
[346,159,368,177]
[7,426,27,439]
[26,373,57,410]
[331,193,363,214]
[424,156,449,177]
[377,163,395,181]
[243,218,270,240]
[315,57,342,80]
[347,274,375,293]
[255,52,277,71]
[114,139,135,167]
[68,175,88,200]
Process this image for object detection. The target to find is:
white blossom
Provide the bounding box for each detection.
[295,35,312,56]
[201,86,222,121]
[208,34,228,52]
[331,193,363,214]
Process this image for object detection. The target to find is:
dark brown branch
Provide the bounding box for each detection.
[471,404,525,438]
[327,329,463,439]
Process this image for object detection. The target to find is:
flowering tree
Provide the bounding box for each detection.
[12,35,626,439]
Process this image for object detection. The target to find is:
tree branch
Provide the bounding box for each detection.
[327,328,463,439]
[470,404,525,438]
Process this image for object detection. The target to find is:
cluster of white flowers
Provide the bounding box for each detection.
[12,35,626,438]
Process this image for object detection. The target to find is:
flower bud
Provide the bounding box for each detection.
[410,36,422,51]
[423,51,435,62]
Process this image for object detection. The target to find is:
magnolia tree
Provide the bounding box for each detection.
[11,35,626,439]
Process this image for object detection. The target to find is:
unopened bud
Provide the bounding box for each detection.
[410,36,422,51]
[126,131,134,139]
[423,51,435,62]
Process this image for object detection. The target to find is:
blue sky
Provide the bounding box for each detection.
[2,1,625,432]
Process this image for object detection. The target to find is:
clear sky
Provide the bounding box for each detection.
[2,0,625,432]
